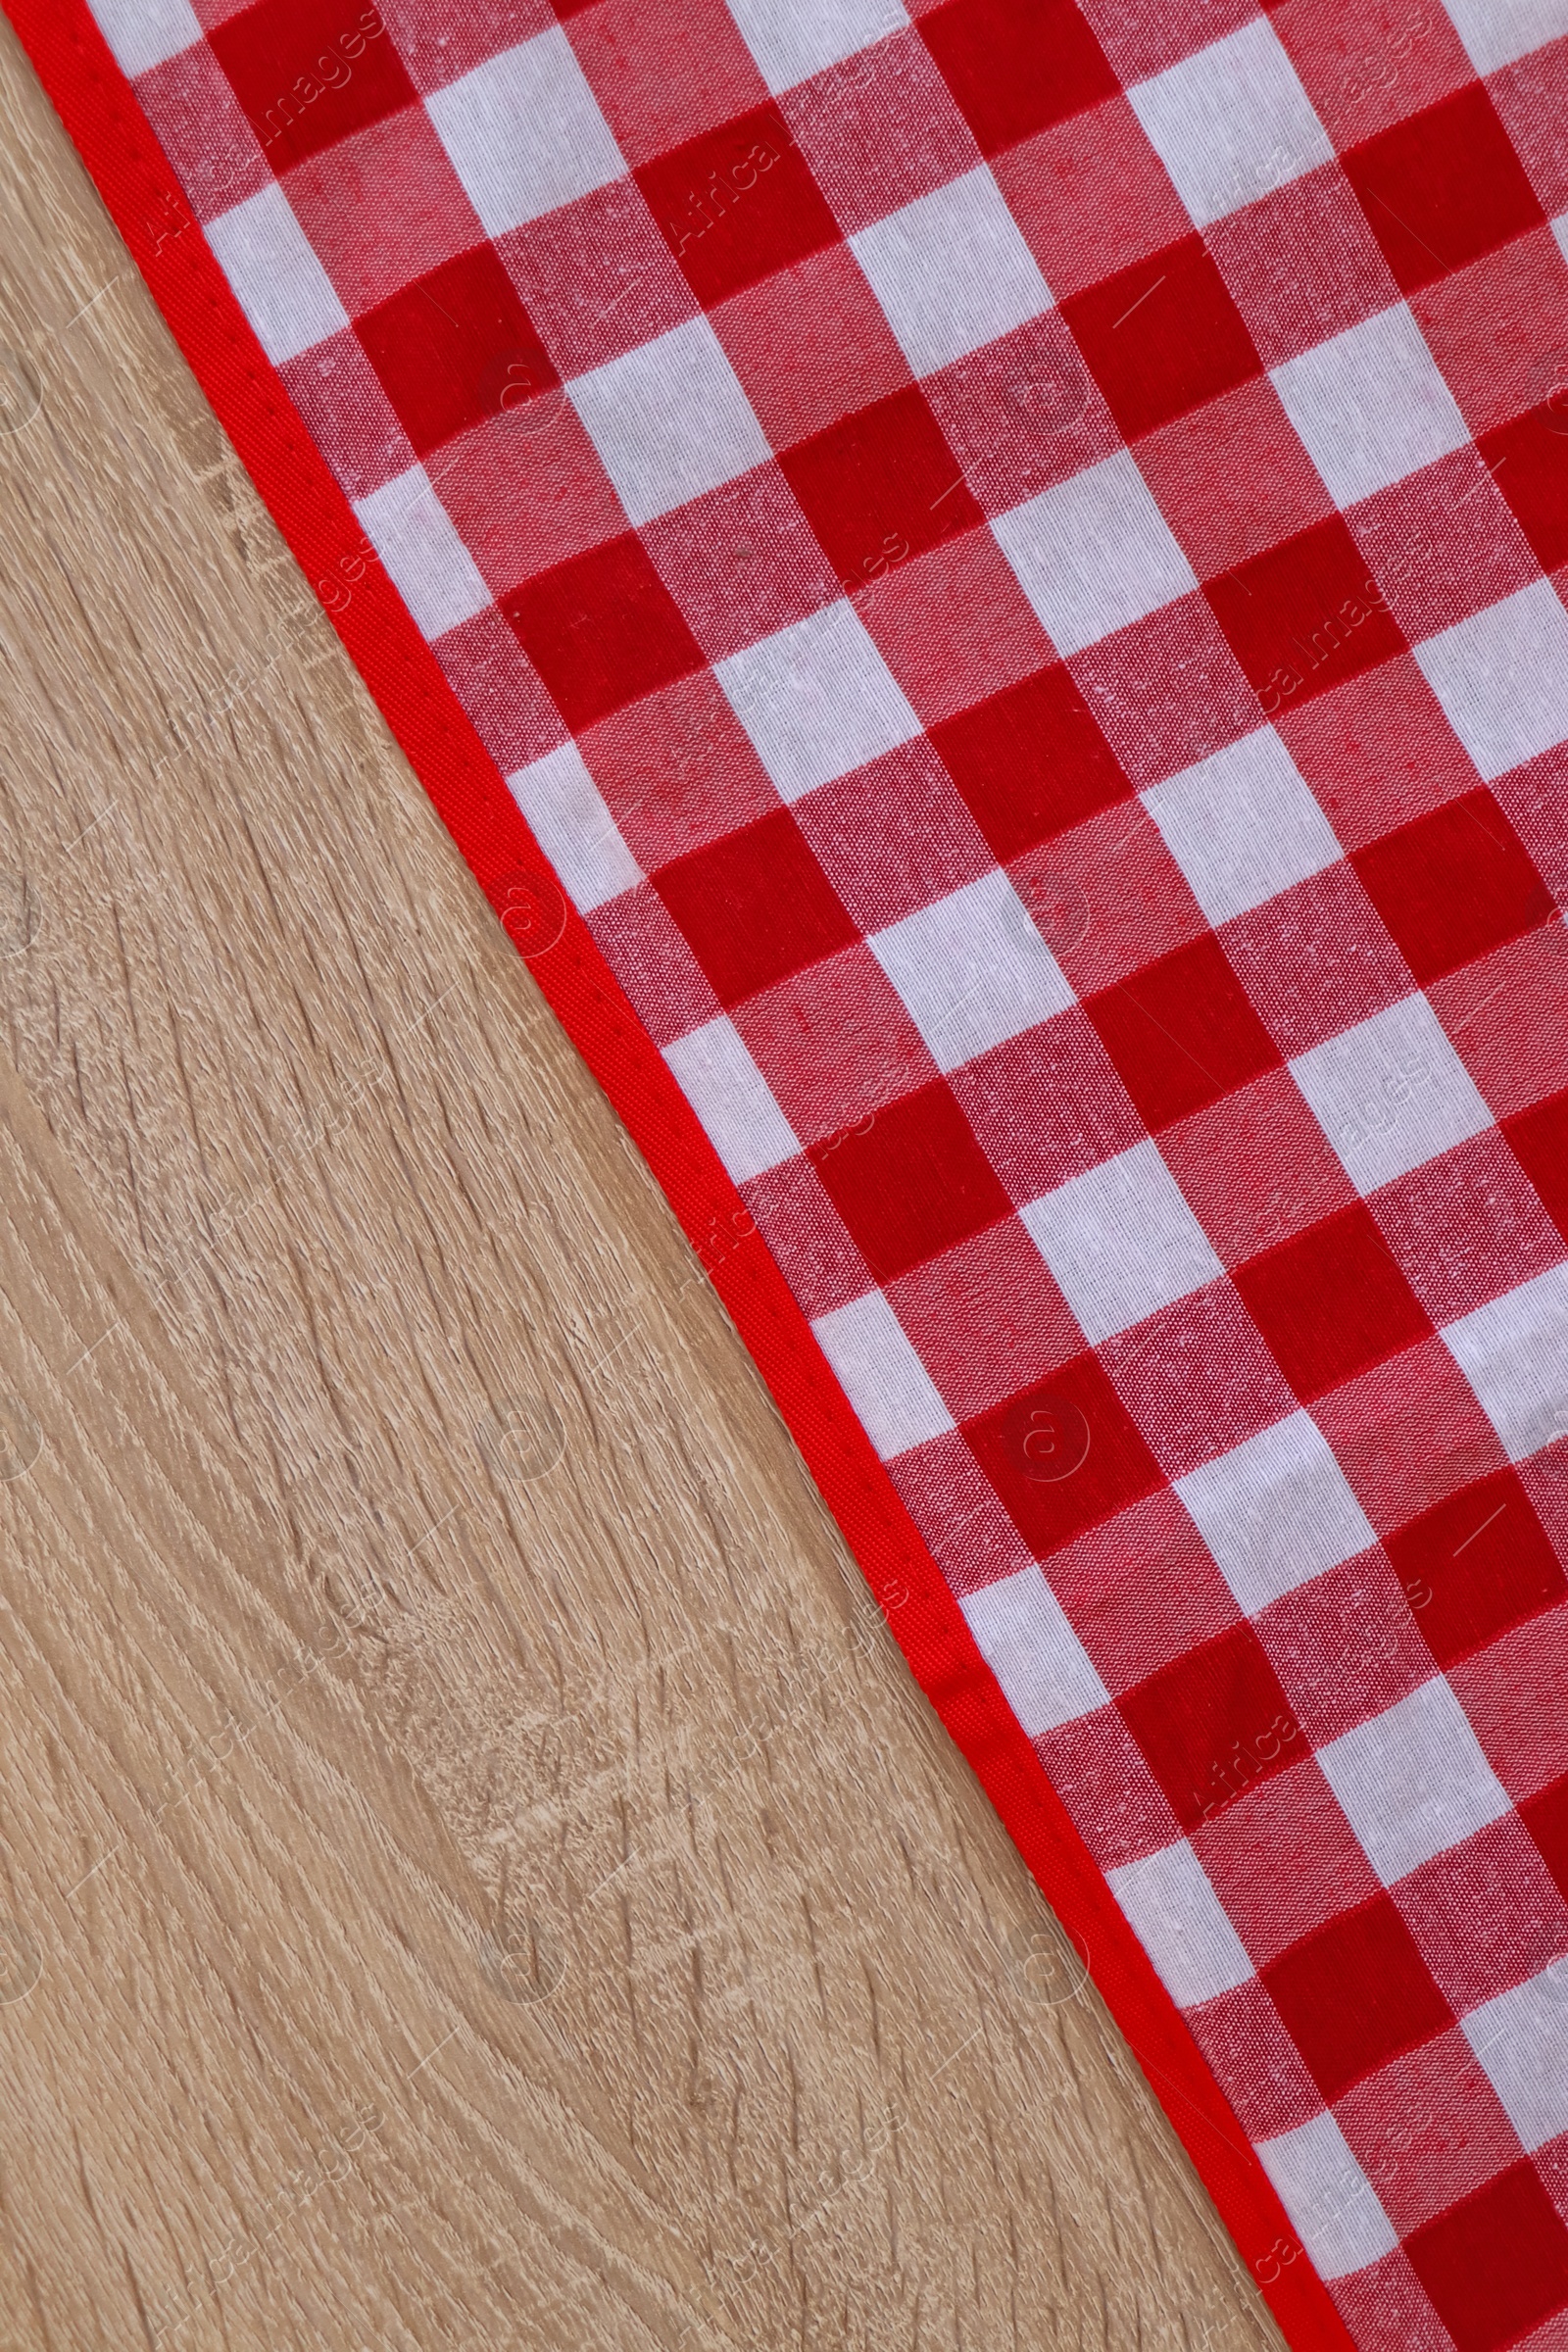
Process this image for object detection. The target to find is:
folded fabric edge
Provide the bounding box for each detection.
[1,2,1361,2342]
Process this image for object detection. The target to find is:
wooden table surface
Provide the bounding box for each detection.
[0,28,1287,2352]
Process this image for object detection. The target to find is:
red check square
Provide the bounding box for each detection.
[1084,934,1283,1132]
[965,1353,1165,1555]
[284,104,485,313]
[1344,81,1547,297]
[504,533,708,729]
[778,385,982,586]
[809,1079,1012,1282]
[1133,374,1335,584]
[995,92,1191,303]
[578,671,779,868]
[1060,234,1263,444]
[1235,1205,1435,1404]
[636,103,840,306]
[1335,2032,1523,2240]
[1405,2166,1568,2352]
[1160,1067,1359,1267]
[211,0,415,169]
[1412,226,1568,441]
[1384,1469,1568,1672]
[1195,1757,1383,1969]
[712,243,912,451]
[1506,1089,1568,1241]
[916,0,1118,158]
[655,808,858,1004]
[1206,515,1407,715]
[1453,1605,1568,1810]
[564,0,766,165]
[1481,401,1568,576]
[854,527,1058,728]
[1120,1620,1303,1835]
[887,1218,1082,1420]
[734,947,935,1143]
[1352,791,1553,988]
[1263,1892,1454,2103]
[1312,1338,1506,1538]
[357,244,557,456]
[931,662,1131,862]
[1276,652,1480,854]
[1048,1486,1242,1696]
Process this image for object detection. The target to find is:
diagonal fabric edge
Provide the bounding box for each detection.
[0,0,1364,2341]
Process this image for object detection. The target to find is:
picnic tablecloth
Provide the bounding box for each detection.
[16,2,1568,2343]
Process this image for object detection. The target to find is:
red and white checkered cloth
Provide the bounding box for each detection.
[27,0,1568,2341]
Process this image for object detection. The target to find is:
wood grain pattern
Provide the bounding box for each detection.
[0,30,1288,2351]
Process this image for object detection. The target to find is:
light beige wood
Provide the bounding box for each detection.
[0,29,1288,2351]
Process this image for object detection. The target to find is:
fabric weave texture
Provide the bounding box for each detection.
[52,0,1568,2341]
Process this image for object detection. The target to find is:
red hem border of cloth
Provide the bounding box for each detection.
[3,3,1361,2342]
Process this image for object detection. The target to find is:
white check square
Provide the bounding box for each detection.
[1415,580,1568,783]
[1445,1261,1568,1464]
[993,452,1198,658]
[1176,1411,1376,1617]
[724,0,907,93]
[506,742,640,913]
[1126,19,1333,230]
[354,465,491,639]
[663,1017,799,1184]
[1141,727,1342,926]
[93,0,200,74]
[1290,994,1494,1196]
[567,318,771,525]
[1442,0,1568,74]
[1021,1141,1223,1346]
[959,1566,1110,1737]
[715,603,922,801]
[1272,306,1469,508]
[869,870,1074,1074]
[1465,1964,1568,2152]
[426,29,625,237]
[1317,1678,1510,1886]
[1255,2114,1398,2280]
[1109,1840,1254,2007]
[206,185,350,367]
[811,1290,954,1460]
[851,167,1053,377]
